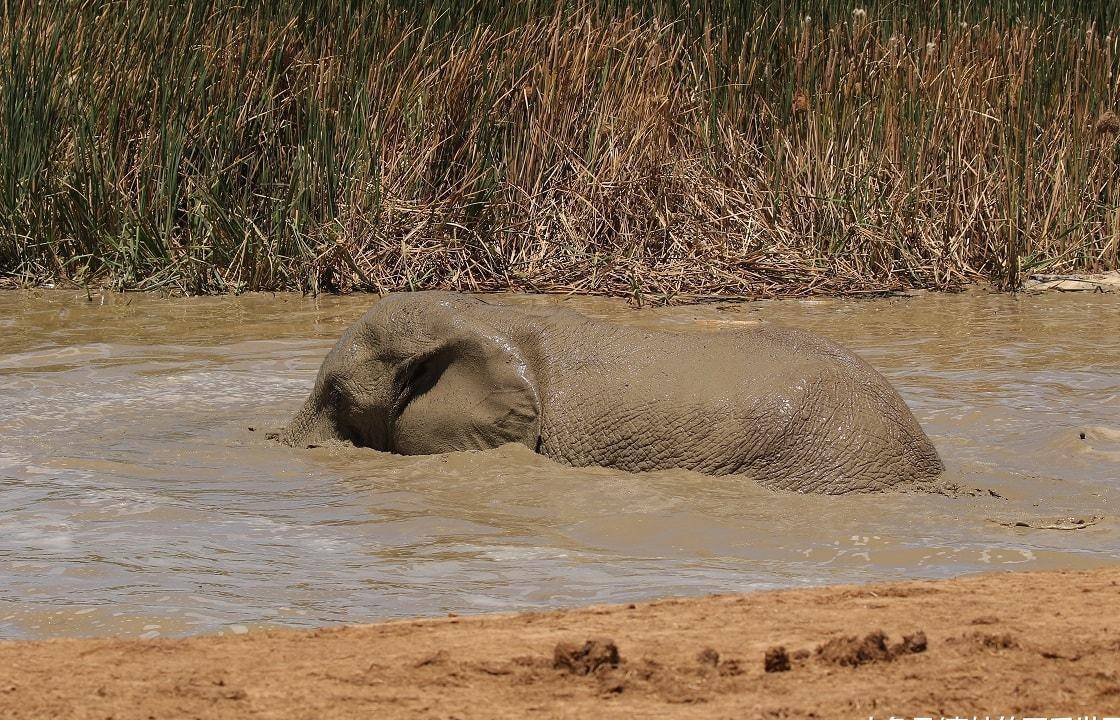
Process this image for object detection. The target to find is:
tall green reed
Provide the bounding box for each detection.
[0,0,1117,299]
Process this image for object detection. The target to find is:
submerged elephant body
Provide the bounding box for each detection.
[284,292,942,494]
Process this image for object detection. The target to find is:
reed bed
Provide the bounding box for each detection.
[1,0,1118,301]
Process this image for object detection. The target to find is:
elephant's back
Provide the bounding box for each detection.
[693,323,943,492]
[619,322,882,400]
[534,319,942,493]
[712,322,874,372]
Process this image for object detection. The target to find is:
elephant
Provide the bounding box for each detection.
[282,291,943,494]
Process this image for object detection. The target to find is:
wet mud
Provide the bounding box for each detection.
[1,289,1118,639]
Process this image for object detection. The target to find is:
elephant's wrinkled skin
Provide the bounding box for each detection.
[283,292,943,494]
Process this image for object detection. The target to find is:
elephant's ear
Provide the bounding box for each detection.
[390,325,540,455]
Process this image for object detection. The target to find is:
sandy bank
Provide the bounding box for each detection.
[3,568,1119,719]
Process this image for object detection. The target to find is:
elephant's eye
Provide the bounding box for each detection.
[323,375,347,406]
[326,373,362,415]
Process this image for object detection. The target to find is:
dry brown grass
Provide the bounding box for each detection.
[1,1,1117,301]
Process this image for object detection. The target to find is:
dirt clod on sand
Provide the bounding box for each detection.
[968,631,1018,650]
[764,645,792,672]
[553,638,620,675]
[815,629,927,667]
[816,630,892,667]
[696,647,720,666]
[893,630,928,655]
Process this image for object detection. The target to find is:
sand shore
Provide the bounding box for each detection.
[3,567,1119,719]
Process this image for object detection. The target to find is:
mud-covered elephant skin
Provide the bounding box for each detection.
[283,292,943,494]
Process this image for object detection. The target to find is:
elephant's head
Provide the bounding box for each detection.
[283,293,540,454]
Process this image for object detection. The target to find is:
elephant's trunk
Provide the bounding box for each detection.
[280,397,338,447]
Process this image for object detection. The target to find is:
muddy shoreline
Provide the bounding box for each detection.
[5,271,1119,299]
[3,567,1118,719]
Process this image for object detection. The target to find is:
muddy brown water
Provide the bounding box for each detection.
[1,290,1117,640]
